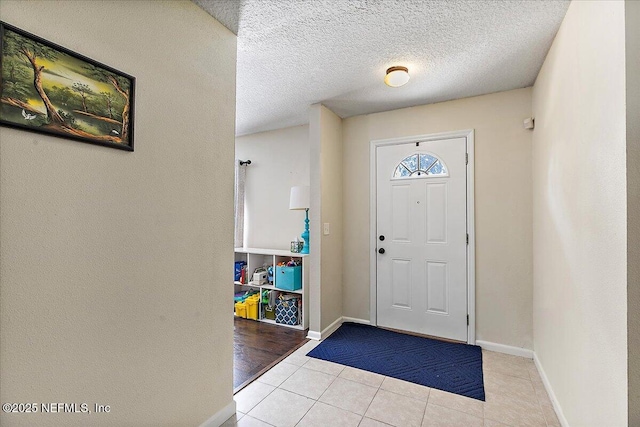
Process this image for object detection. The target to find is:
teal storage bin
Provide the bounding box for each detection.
[275,266,302,291]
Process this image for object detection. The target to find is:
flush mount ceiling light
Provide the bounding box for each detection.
[384,66,410,87]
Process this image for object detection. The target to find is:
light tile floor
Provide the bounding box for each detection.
[223,340,561,427]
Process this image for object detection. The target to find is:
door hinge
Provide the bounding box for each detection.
[466,233,469,244]
[467,315,469,325]
[465,153,468,165]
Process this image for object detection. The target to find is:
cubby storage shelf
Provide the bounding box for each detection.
[260,284,303,295]
[234,247,309,330]
[235,281,261,288]
[260,318,305,330]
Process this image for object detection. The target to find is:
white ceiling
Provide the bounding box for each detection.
[194,0,570,136]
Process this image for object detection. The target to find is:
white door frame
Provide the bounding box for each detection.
[369,129,476,344]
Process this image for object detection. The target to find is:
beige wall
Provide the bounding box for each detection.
[309,104,344,334]
[532,1,627,425]
[309,106,322,333]
[319,106,344,331]
[235,125,310,250]
[0,1,236,426]
[343,88,534,349]
[627,1,640,424]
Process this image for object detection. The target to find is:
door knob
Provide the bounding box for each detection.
[378,248,385,254]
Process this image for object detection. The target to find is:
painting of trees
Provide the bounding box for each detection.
[0,22,135,151]
[2,27,65,124]
[71,82,93,113]
[82,64,132,142]
[100,91,114,119]
[2,56,30,99]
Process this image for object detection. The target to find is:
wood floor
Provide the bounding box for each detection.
[233,317,308,392]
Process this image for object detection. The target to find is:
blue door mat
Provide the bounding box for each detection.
[306,322,485,401]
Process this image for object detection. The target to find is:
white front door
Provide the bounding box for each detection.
[376,137,468,341]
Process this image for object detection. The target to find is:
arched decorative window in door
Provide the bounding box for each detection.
[392,153,449,179]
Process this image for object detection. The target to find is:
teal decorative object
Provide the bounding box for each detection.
[289,185,310,254]
[301,208,309,254]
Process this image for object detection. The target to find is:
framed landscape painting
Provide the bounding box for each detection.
[0,22,135,151]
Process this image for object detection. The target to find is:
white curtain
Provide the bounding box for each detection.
[234,162,247,248]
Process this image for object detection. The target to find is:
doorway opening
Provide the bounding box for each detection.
[233,318,307,392]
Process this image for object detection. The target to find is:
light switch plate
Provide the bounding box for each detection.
[323,223,330,235]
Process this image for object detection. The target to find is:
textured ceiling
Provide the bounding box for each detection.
[194,0,570,136]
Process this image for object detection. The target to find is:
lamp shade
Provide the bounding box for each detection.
[289,185,310,210]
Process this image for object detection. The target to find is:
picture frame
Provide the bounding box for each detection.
[0,21,135,151]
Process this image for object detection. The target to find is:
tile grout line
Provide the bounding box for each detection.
[364,375,435,426]
[486,367,551,425]
[256,361,301,388]
[483,366,547,421]
[483,388,549,426]
[361,387,382,424]
[314,368,341,400]
[243,414,277,427]
[312,373,388,422]
[238,382,278,416]
[420,388,431,427]
[244,356,333,426]
[283,357,512,425]
[427,402,485,425]
[290,365,342,426]
[528,365,561,426]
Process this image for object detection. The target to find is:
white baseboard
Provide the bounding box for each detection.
[342,316,371,325]
[307,316,370,341]
[199,400,236,427]
[321,316,343,339]
[306,330,321,341]
[476,340,534,359]
[533,353,569,427]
